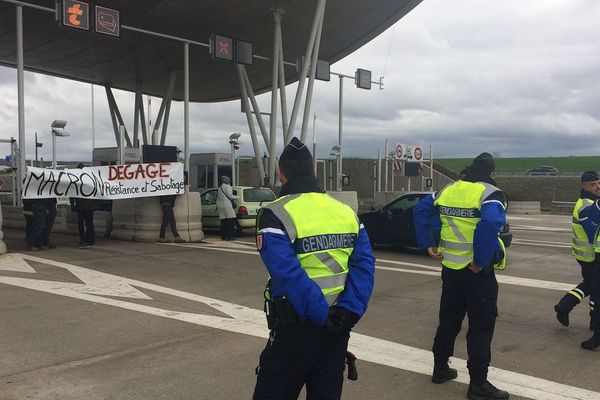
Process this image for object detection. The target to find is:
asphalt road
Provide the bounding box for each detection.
[1,213,599,400]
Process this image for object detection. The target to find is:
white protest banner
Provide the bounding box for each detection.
[22,162,185,200]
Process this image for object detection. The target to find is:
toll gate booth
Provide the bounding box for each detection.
[92,147,141,166]
[189,153,232,192]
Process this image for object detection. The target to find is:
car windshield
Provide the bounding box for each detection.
[386,195,425,215]
[243,188,276,202]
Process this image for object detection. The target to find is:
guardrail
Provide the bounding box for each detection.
[495,172,582,177]
[551,200,575,209]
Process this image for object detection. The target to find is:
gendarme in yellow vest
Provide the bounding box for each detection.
[260,192,360,306]
[434,181,506,270]
[572,198,596,262]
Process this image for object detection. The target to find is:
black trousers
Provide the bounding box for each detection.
[42,205,57,246]
[159,203,179,238]
[253,323,349,400]
[220,218,236,240]
[27,205,47,248]
[557,259,600,316]
[432,266,498,382]
[77,210,95,245]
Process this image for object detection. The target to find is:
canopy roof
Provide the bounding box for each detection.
[0,0,422,102]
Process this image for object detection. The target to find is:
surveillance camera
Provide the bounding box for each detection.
[234,144,240,150]
[51,120,67,129]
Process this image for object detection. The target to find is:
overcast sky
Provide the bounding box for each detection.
[1,0,600,162]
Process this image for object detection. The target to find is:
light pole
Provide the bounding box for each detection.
[34,132,43,167]
[229,132,241,186]
[330,145,341,191]
[50,120,69,169]
[328,151,336,192]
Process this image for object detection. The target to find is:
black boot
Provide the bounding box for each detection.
[431,362,458,384]
[554,304,570,327]
[581,332,600,350]
[467,380,509,400]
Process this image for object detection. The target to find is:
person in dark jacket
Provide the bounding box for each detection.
[554,171,600,329]
[70,163,97,249]
[41,197,57,249]
[252,138,375,400]
[573,179,600,350]
[24,198,47,251]
[158,194,185,243]
[413,152,509,400]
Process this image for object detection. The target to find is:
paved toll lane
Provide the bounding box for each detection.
[1,220,600,400]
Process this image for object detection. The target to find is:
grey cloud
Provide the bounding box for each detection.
[2,0,600,162]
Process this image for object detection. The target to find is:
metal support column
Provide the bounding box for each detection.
[300,7,324,143]
[384,140,389,191]
[336,76,343,191]
[278,27,289,144]
[377,148,381,192]
[91,84,96,149]
[183,43,190,179]
[269,11,282,182]
[237,65,266,182]
[16,5,24,205]
[154,71,176,145]
[118,125,125,165]
[133,83,141,147]
[105,86,133,147]
[138,93,148,145]
[429,144,434,191]
[11,138,17,206]
[285,0,327,143]
[241,68,270,149]
[105,85,120,145]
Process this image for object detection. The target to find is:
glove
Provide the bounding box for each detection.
[325,306,360,334]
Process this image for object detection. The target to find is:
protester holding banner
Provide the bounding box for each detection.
[158,195,185,243]
[70,163,98,249]
[217,176,238,241]
[42,197,57,249]
[26,199,48,251]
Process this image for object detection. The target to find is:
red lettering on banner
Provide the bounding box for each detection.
[109,166,119,180]
[146,164,158,178]
[159,163,169,178]
[124,165,134,179]
[108,163,173,180]
[134,164,145,179]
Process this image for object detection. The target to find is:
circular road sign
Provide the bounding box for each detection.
[413,146,423,161]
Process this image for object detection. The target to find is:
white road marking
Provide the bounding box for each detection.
[0,253,596,400]
[513,238,571,246]
[0,254,151,299]
[0,253,36,273]
[511,225,571,233]
[512,239,572,249]
[165,243,577,292]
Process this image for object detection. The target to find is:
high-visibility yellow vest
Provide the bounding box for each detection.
[434,181,506,270]
[572,198,596,262]
[260,192,360,305]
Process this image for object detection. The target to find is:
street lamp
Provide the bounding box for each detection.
[51,120,69,169]
[34,131,43,167]
[229,132,241,186]
[331,145,342,191]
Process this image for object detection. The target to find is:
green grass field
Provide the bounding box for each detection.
[437,156,600,173]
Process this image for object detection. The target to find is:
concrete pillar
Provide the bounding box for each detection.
[110,192,204,242]
[0,205,8,255]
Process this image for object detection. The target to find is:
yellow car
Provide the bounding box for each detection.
[200,186,277,230]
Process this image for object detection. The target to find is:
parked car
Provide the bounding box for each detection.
[200,186,276,230]
[526,166,559,176]
[359,192,512,249]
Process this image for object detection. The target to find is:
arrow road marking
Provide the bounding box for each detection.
[1,252,597,399]
[166,242,578,292]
